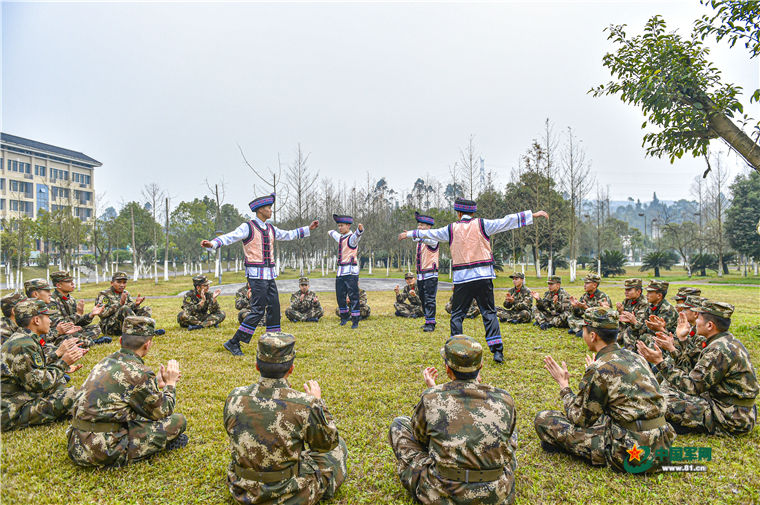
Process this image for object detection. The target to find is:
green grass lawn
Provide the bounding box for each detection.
[2,286,759,504]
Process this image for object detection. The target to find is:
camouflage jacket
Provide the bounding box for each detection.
[619,295,648,335]
[358,289,369,309]
[235,286,250,311]
[67,348,178,467]
[395,285,422,307]
[95,287,140,323]
[560,343,675,468]
[445,297,480,317]
[412,379,516,475]
[289,290,322,313]
[503,286,533,312]
[224,377,339,503]
[672,325,706,371]
[640,299,679,339]
[535,288,571,316]
[0,317,19,344]
[1,328,69,405]
[655,331,759,434]
[50,289,94,327]
[571,289,611,317]
[181,289,221,317]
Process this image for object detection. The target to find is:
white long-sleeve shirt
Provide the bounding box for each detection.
[208,216,310,280]
[407,210,533,284]
[413,236,440,281]
[328,228,363,276]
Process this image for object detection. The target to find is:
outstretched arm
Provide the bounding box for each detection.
[400,226,450,243]
[482,210,547,236]
[273,222,314,241]
[201,222,249,250]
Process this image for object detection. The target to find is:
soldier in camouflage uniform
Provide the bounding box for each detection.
[236,285,267,326]
[1,299,86,431]
[394,272,424,318]
[445,296,480,318]
[672,287,701,312]
[224,333,348,505]
[532,276,572,330]
[616,278,648,350]
[651,296,706,372]
[177,275,226,330]
[1,293,24,344]
[388,335,518,504]
[638,300,759,436]
[96,272,159,337]
[285,277,324,322]
[67,316,187,466]
[624,280,678,350]
[535,307,676,472]
[49,270,108,347]
[567,273,611,336]
[496,272,533,324]
[335,288,371,319]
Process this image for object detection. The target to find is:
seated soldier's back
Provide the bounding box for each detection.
[224,378,339,472]
[416,381,515,470]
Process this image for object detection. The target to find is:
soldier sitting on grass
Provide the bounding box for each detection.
[67,316,188,467]
[224,333,348,505]
[532,275,571,330]
[393,273,424,318]
[444,295,479,318]
[49,270,109,346]
[285,277,324,322]
[388,335,518,504]
[535,307,676,472]
[1,299,87,432]
[334,286,371,320]
[638,299,759,436]
[496,272,533,324]
[177,275,226,330]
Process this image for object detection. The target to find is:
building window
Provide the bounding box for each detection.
[35,165,46,177]
[0,199,4,210]
[0,178,4,190]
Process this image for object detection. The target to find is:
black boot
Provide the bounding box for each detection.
[223,339,243,356]
[166,433,189,451]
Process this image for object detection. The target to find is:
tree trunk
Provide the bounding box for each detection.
[130,206,139,280]
[707,106,760,174]
[654,266,660,277]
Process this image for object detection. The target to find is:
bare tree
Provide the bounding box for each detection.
[561,126,594,281]
[142,183,165,284]
[705,152,731,277]
[237,144,289,223]
[541,118,561,275]
[205,179,226,283]
[455,135,480,200]
[284,144,319,274]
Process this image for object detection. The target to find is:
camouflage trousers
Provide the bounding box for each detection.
[618,328,653,351]
[285,306,325,322]
[533,309,569,328]
[533,411,676,472]
[496,308,532,323]
[227,437,348,505]
[67,413,186,467]
[51,323,102,348]
[1,386,78,432]
[177,310,226,328]
[394,303,423,318]
[660,385,757,436]
[101,306,152,336]
[238,309,267,326]
[334,306,370,320]
[388,416,517,505]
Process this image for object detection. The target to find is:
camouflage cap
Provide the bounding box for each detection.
[122,316,157,337]
[677,295,705,311]
[673,286,702,301]
[112,271,128,281]
[299,276,310,285]
[257,332,296,364]
[14,299,51,319]
[581,306,620,330]
[1,293,25,315]
[694,299,734,319]
[547,275,562,284]
[50,270,73,284]
[509,272,525,279]
[624,278,643,289]
[583,273,601,284]
[404,272,415,280]
[24,278,52,292]
[440,335,483,373]
[646,280,669,294]
[192,274,212,287]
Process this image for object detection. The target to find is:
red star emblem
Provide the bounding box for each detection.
[627,444,644,462]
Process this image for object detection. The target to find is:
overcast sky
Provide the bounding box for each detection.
[3,1,758,213]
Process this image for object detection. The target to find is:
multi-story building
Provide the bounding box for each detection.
[0,132,100,221]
